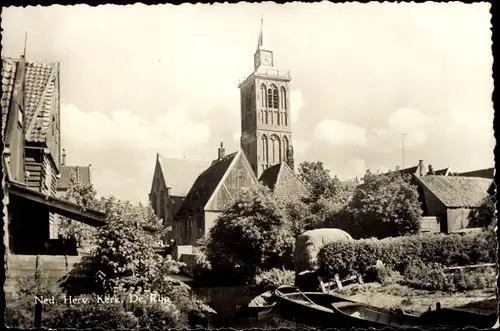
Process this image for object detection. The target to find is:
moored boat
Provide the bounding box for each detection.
[331,301,424,328]
[247,290,277,318]
[273,286,354,328]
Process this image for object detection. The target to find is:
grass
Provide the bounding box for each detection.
[333,282,497,314]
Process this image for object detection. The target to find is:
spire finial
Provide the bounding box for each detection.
[258,14,264,48]
[23,30,28,57]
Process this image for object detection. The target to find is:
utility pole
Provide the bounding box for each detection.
[402,133,408,170]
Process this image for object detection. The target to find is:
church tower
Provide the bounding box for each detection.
[238,17,294,179]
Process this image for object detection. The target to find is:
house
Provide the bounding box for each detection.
[56,149,93,198]
[259,161,309,200]
[149,153,212,241]
[455,167,495,180]
[414,175,493,233]
[2,55,107,256]
[391,160,452,177]
[173,147,259,245]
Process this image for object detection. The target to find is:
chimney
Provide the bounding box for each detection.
[62,149,67,166]
[218,142,225,161]
[418,160,425,176]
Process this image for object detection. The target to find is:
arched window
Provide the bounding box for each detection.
[267,84,279,109]
[280,87,287,110]
[270,135,281,163]
[260,84,266,108]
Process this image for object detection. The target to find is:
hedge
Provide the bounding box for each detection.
[318,230,496,279]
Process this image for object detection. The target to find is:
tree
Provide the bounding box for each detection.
[346,169,423,239]
[91,197,166,293]
[297,161,355,204]
[57,170,100,248]
[469,195,496,229]
[206,184,295,283]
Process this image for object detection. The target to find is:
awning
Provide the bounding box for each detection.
[6,181,106,227]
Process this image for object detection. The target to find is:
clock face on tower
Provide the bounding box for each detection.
[262,52,272,66]
[254,52,261,67]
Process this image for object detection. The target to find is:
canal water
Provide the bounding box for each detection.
[192,284,316,329]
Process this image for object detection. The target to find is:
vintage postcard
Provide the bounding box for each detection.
[2,2,497,329]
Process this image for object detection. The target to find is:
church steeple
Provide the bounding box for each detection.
[254,15,274,70]
[257,15,263,49]
[240,15,293,179]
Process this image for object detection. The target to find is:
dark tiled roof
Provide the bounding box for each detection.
[1,57,59,144]
[24,61,59,143]
[417,175,492,208]
[1,58,17,138]
[174,152,238,217]
[158,155,212,196]
[259,163,282,190]
[259,162,310,200]
[457,167,495,180]
[57,166,92,191]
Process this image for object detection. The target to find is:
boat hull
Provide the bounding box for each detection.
[273,287,354,328]
[331,301,424,328]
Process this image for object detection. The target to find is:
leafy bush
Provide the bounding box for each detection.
[402,260,496,292]
[44,298,139,329]
[364,262,400,285]
[318,230,496,279]
[345,170,423,239]
[255,268,295,290]
[206,185,295,283]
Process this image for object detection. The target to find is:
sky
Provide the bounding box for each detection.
[2,2,494,204]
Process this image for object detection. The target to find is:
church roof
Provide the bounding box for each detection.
[157,155,212,197]
[1,57,60,144]
[259,162,310,200]
[174,152,239,217]
[57,166,92,191]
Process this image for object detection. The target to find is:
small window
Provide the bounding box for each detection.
[17,107,23,126]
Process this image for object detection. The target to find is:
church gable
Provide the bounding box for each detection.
[205,150,259,211]
[264,162,309,200]
[150,156,167,196]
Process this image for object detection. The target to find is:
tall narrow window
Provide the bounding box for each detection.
[262,135,269,164]
[260,109,264,123]
[284,112,288,126]
[280,87,287,110]
[267,88,273,108]
[272,85,279,109]
[264,110,269,124]
[260,84,266,107]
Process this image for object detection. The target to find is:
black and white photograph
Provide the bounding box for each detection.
[1,2,497,329]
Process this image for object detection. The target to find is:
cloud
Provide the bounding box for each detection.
[313,120,367,147]
[385,108,435,147]
[347,158,367,179]
[61,104,211,203]
[62,104,211,154]
[290,89,305,123]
